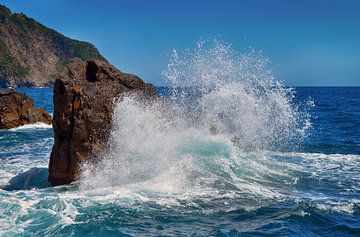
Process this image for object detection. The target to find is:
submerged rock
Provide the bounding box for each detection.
[0,90,52,129]
[48,59,157,186]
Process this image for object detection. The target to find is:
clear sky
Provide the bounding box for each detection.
[1,0,360,86]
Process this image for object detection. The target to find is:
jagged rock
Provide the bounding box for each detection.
[48,59,157,186]
[0,90,52,129]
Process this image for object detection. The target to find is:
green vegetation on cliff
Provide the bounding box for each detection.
[0,4,107,87]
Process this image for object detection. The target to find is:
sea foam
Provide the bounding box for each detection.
[8,123,52,131]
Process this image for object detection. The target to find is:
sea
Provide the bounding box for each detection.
[0,43,359,236]
[0,86,359,237]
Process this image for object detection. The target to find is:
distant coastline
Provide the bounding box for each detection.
[0,4,106,88]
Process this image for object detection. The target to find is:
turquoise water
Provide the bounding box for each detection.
[0,87,359,236]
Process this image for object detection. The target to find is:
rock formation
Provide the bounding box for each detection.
[0,4,106,88]
[48,59,157,186]
[0,90,52,129]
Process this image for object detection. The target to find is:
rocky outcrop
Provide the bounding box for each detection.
[0,4,106,88]
[48,59,157,186]
[0,90,52,129]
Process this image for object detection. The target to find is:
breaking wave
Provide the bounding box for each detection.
[80,40,311,197]
[1,41,359,237]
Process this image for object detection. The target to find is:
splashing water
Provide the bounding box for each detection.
[164,40,310,150]
[80,41,310,195]
[1,45,359,236]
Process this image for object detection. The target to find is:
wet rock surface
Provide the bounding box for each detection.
[48,59,157,186]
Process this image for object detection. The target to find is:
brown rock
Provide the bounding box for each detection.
[48,59,157,186]
[0,90,52,129]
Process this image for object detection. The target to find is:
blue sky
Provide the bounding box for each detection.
[1,0,360,86]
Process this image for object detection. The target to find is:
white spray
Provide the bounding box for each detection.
[80,40,310,196]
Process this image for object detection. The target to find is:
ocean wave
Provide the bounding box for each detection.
[8,123,52,131]
[75,42,358,217]
[1,41,359,236]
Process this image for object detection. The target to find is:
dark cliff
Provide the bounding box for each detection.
[0,5,107,88]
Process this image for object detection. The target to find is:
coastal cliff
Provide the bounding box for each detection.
[48,59,157,186]
[0,5,106,88]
